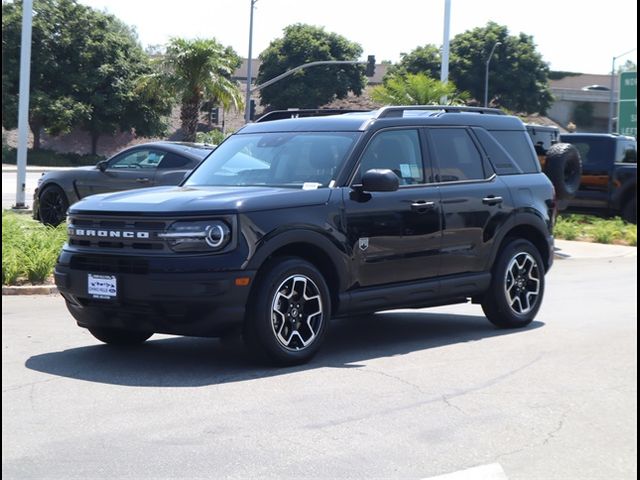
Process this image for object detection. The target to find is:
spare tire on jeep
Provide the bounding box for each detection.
[543,143,582,202]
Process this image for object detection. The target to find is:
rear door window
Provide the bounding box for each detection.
[428,128,487,182]
[489,130,539,173]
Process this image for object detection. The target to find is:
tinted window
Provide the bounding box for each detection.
[109,149,165,169]
[490,131,539,173]
[158,153,192,169]
[430,128,485,182]
[357,129,424,185]
[616,140,637,163]
[561,136,611,168]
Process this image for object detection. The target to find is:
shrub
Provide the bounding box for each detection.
[195,130,225,145]
[2,212,67,285]
[1,147,104,166]
[555,214,636,246]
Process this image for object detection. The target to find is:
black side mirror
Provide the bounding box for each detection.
[361,169,399,192]
[97,160,108,172]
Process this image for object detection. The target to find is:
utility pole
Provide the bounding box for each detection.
[440,0,451,104]
[14,0,33,209]
[244,0,257,123]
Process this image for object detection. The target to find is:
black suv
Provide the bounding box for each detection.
[55,106,556,365]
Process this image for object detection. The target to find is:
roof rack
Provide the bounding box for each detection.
[255,108,370,123]
[375,105,504,118]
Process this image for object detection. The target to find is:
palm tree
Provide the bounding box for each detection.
[371,73,469,106]
[161,38,243,141]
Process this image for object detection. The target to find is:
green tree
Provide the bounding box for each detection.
[449,22,552,113]
[371,73,468,106]
[2,0,170,152]
[617,60,637,73]
[257,24,366,109]
[383,44,441,82]
[155,38,243,142]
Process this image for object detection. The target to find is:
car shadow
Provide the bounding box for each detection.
[25,311,543,387]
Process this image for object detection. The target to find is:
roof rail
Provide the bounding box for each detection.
[375,105,505,118]
[255,108,370,123]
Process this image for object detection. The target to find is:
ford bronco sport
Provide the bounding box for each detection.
[55,106,556,365]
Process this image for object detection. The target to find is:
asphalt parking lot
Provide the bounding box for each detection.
[2,245,637,479]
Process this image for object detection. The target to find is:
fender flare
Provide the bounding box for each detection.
[245,228,351,292]
[486,210,553,271]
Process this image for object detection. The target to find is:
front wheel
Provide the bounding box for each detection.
[244,257,331,366]
[482,239,545,328]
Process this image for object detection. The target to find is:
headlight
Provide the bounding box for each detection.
[158,220,231,252]
[37,174,45,187]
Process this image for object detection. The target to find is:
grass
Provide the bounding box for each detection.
[555,214,637,246]
[2,211,67,285]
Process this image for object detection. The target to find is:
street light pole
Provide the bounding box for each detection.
[607,48,636,133]
[440,0,451,104]
[484,41,501,108]
[14,0,33,209]
[244,0,257,123]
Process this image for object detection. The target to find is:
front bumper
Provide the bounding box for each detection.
[55,255,255,337]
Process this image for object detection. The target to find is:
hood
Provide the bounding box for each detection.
[69,185,332,215]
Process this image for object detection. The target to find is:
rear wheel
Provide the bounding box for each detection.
[38,184,69,226]
[88,327,153,345]
[244,257,331,366]
[482,239,545,328]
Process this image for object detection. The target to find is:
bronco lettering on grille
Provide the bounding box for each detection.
[69,228,150,239]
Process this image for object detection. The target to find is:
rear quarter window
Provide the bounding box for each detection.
[489,130,539,173]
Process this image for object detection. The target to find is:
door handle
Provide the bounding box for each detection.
[410,200,436,212]
[136,177,150,183]
[482,195,503,206]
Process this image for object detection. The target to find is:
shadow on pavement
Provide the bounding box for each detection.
[26,311,543,387]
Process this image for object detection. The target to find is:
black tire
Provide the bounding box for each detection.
[544,143,582,202]
[621,195,637,224]
[38,184,69,226]
[88,327,153,345]
[482,239,545,329]
[243,257,331,366]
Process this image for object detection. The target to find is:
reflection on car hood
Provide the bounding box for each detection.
[69,185,332,215]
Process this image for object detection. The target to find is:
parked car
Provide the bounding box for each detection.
[33,141,216,226]
[559,133,637,223]
[55,106,556,366]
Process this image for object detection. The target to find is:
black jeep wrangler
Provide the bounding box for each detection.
[55,106,556,365]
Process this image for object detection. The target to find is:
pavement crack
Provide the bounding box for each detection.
[542,408,570,445]
[360,368,427,394]
[2,376,62,393]
[441,394,467,415]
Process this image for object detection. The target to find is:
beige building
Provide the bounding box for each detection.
[547,73,619,133]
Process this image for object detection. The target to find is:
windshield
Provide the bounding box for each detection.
[185,132,360,188]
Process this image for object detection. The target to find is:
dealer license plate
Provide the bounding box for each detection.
[88,274,117,300]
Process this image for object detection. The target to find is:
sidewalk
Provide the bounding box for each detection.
[554,239,637,259]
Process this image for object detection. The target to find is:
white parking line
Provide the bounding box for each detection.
[423,463,508,480]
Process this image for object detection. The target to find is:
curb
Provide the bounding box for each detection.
[2,285,58,295]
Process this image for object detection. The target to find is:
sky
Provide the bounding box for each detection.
[78,0,637,74]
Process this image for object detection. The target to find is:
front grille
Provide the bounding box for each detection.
[70,254,149,274]
[67,214,170,253]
